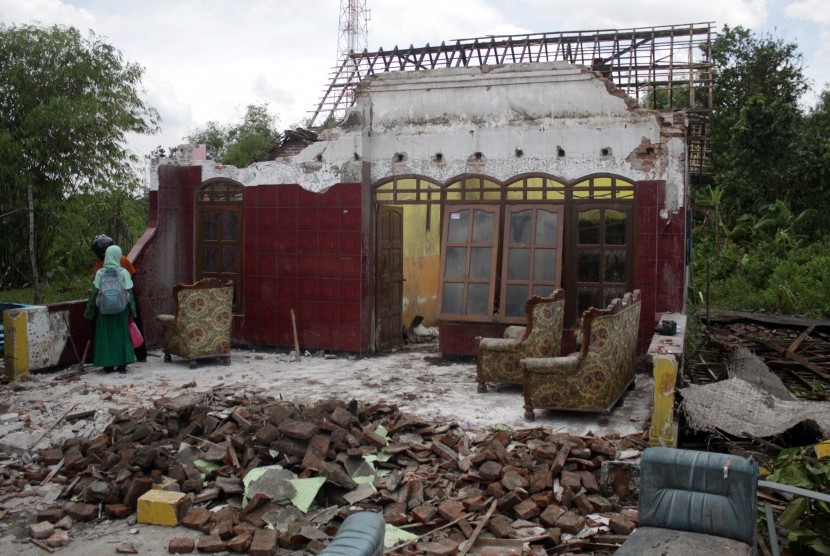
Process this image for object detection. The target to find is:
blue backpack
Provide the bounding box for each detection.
[96,267,129,315]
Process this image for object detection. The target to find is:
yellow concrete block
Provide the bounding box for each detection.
[3,309,29,381]
[649,354,678,447]
[137,489,186,526]
[816,440,830,459]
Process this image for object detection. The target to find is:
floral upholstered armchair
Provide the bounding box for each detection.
[521,289,641,422]
[155,278,233,369]
[476,289,565,393]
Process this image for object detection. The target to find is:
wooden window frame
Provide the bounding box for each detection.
[196,180,244,313]
[437,204,501,322]
[499,203,566,324]
[568,202,635,323]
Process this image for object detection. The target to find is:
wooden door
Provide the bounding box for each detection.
[376,206,404,350]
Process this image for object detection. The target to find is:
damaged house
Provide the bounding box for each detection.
[115,24,714,358]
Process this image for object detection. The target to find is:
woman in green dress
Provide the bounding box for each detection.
[84,245,136,373]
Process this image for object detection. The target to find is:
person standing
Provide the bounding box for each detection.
[91,234,147,361]
[84,244,136,373]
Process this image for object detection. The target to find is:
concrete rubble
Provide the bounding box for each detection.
[0,347,652,554]
[2,390,646,554]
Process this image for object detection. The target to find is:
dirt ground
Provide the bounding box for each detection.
[0,342,653,554]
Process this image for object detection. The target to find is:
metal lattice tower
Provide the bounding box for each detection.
[337,0,369,63]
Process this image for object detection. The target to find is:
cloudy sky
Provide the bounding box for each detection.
[2,0,829,159]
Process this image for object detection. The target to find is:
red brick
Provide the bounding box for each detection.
[181,508,212,531]
[609,514,636,535]
[249,529,278,556]
[226,532,253,553]
[168,537,195,554]
[196,534,226,553]
[65,502,97,522]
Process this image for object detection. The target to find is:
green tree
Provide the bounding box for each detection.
[794,87,830,228]
[187,103,281,167]
[0,24,158,299]
[710,25,809,219]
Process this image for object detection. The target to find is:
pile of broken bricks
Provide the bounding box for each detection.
[8,388,646,554]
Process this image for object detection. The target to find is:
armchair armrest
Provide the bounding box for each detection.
[479,337,521,352]
[156,314,178,331]
[522,353,581,374]
[503,326,526,340]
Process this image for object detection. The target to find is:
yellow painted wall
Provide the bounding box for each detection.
[400,204,441,327]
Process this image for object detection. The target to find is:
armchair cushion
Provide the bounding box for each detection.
[521,290,641,420]
[476,289,565,391]
[155,278,233,367]
[616,447,758,555]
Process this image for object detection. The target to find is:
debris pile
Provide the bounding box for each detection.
[9,389,647,554]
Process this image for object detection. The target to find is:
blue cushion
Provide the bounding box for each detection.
[319,512,385,556]
[637,447,758,546]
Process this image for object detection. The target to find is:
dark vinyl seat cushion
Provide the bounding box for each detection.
[319,511,385,556]
[616,447,758,555]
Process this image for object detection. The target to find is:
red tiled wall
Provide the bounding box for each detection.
[636,180,686,353]
[234,182,370,353]
[50,301,92,366]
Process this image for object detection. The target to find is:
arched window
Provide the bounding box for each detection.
[371,172,636,332]
[196,180,244,312]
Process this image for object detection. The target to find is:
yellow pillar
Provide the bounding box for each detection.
[649,354,678,447]
[3,309,30,381]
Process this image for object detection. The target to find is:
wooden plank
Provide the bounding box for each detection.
[753,337,830,381]
[788,326,815,354]
[697,309,830,330]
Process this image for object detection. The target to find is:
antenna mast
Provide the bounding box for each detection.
[337,0,369,62]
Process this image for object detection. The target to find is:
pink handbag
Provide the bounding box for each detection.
[129,318,143,348]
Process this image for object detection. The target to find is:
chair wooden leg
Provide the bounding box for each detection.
[524,406,536,421]
[598,413,610,425]
[163,353,171,362]
[477,380,487,393]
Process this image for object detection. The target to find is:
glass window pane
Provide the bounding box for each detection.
[221,246,237,273]
[509,210,532,244]
[506,285,529,318]
[203,245,218,272]
[531,285,552,298]
[221,211,238,240]
[535,210,558,244]
[445,247,467,279]
[533,249,555,281]
[442,283,463,314]
[578,287,600,315]
[466,283,490,315]
[606,210,627,245]
[447,210,469,243]
[578,209,601,244]
[578,248,600,282]
[470,247,492,279]
[472,210,494,243]
[604,249,627,282]
[508,248,530,280]
[604,286,626,306]
[203,211,219,240]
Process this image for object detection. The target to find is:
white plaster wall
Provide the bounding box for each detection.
[155,62,687,211]
[20,306,69,371]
